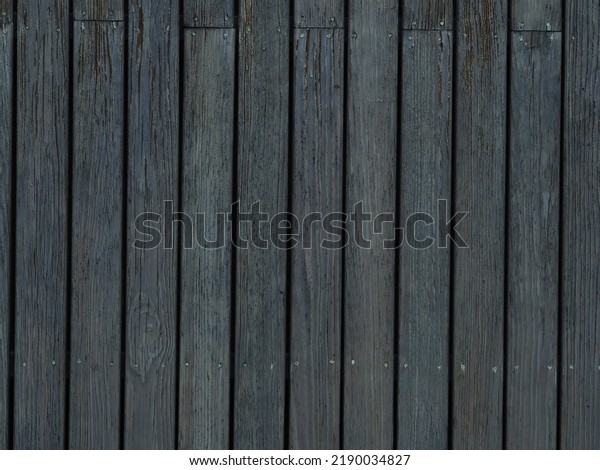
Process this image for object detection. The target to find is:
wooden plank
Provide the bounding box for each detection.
[183,0,234,28]
[73,0,124,21]
[289,28,344,450]
[403,0,453,30]
[178,27,234,450]
[70,20,124,450]
[511,0,561,32]
[294,0,344,28]
[235,0,289,449]
[344,0,398,449]
[506,31,561,450]
[13,0,69,449]
[397,30,452,450]
[452,0,507,449]
[125,0,179,449]
[562,0,600,450]
[0,0,12,450]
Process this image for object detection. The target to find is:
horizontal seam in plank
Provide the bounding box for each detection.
[183,25,236,29]
[293,26,345,30]
[402,27,454,32]
[511,28,562,32]
[73,18,125,23]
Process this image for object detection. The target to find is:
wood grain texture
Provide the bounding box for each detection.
[397,30,452,450]
[294,0,344,28]
[74,0,124,21]
[234,0,289,450]
[562,0,600,450]
[511,0,561,32]
[13,0,69,449]
[4,0,600,451]
[289,28,343,450]
[178,28,234,450]
[344,0,398,449]
[403,0,453,30]
[125,0,179,449]
[506,31,561,450]
[70,21,124,450]
[183,0,234,28]
[452,0,507,449]
[0,0,12,450]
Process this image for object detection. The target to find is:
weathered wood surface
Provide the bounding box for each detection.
[0,0,12,450]
[289,28,344,450]
[344,0,398,449]
[506,31,561,450]
[70,20,124,450]
[183,0,234,28]
[294,0,344,28]
[511,0,561,32]
[3,0,600,452]
[562,0,600,450]
[403,0,453,30]
[397,29,452,450]
[73,0,124,21]
[234,0,289,449]
[178,27,234,450]
[452,0,507,449]
[125,0,179,449]
[14,0,69,449]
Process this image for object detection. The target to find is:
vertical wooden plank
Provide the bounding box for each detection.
[294,0,344,28]
[14,0,69,449]
[126,0,179,449]
[344,0,398,449]
[73,0,124,21]
[506,31,561,450]
[562,0,600,450]
[511,0,561,32]
[178,27,234,450]
[235,0,289,449]
[397,30,452,450]
[453,0,507,449]
[289,28,344,450]
[183,0,234,28]
[403,0,453,30]
[70,20,124,450]
[0,0,12,450]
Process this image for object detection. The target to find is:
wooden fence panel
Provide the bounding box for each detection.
[125,0,179,449]
[0,0,13,450]
[70,20,124,450]
[234,0,289,449]
[1,0,600,452]
[344,0,398,449]
[289,27,344,450]
[452,0,507,449]
[14,0,69,449]
[178,27,235,450]
[506,30,561,450]
[397,29,453,450]
[562,0,600,450]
